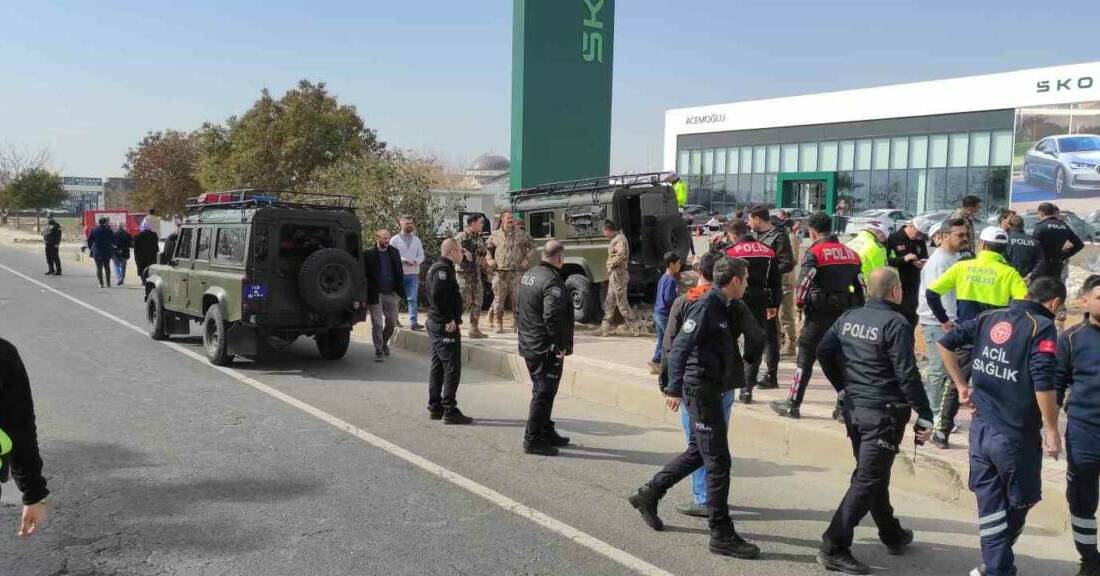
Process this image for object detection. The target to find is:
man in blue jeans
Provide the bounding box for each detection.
[391,215,426,331]
[650,252,682,374]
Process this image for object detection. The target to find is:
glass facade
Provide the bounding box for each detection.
[676,109,1015,214]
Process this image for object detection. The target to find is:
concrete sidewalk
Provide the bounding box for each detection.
[382,309,1072,533]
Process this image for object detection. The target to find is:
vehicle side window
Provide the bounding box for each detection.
[528,212,555,239]
[1039,139,1054,154]
[195,227,212,261]
[214,227,247,265]
[175,228,194,260]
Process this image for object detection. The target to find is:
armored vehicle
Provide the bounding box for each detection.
[508,173,692,323]
[144,190,367,365]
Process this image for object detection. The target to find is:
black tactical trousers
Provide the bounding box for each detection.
[45,244,61,273]
[427,321,462,411]
[744,301,779,391]
[823,405,909,553]
[788,312,840,407]
[524,351,564,443]
[647,387,733,532]
[94,257,111,287]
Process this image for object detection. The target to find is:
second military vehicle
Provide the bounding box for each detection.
[144,190,367,365]
[508,173,692,323]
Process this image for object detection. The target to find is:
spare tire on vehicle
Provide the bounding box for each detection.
[298,248,363,313]
[657,216,692,260]
[565,273,602,324]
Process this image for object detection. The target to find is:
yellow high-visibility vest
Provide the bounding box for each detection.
[0,427,11,458]
[673,180,688,208]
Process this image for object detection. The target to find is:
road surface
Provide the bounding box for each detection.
[0,243,1078,575]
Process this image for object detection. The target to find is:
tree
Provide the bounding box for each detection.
[307,151,457,260]
[124,130,204,216]
[0,145,53,210]
[197,80,385,191]
[3,169,65,210]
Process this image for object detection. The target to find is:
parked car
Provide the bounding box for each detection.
[1087,210,1100,230]
[844,209,913,236]
[681,204,708,224]
[912,210,954,238]
[1023,134,1100,196]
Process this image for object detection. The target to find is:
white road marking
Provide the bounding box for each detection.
[0,262,675,576]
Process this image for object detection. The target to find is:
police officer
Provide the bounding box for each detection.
[938,277,1065,576]
[453,214,489,339]
[1031,202,1084,281]
[517,240,574,456]
[666,172,688,209]
[925,226,1027,448]
[1056,274,1100,576]
[486,211,533,334]
[886,220,929,332]
[847,223,888,280]
[1002,214,1040,281]
[815,268,935,575]
[426,238,473,425]
[598,219,635,335]
[748,205,795,388]
[0,337,49,537]
[724,220,781,404]
[628,257,762,559]
[42,214,62,276]
[772,211,865,419]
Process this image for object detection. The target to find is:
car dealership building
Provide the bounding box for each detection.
[664,60,1100,216]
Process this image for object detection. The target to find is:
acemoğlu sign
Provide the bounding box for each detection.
[511,0,615,189]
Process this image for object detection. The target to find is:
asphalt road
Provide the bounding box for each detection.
[0,243,1080,576]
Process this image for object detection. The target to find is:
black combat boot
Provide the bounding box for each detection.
[627,485,664,531]
[709,525,760,559]
[883,527,913,555]
[770,399,800,419]
[543,426,570,447]
[442,408,473,425]
[817,548,870,575]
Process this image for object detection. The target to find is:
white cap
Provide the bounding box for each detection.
[978,226,1008,244]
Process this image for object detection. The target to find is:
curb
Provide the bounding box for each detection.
[388,328,1070,534]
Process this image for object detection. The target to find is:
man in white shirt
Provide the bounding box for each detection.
[390,215,426,331]
[916,217,968,447]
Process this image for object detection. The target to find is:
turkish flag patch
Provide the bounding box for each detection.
[1038,339,1057,354]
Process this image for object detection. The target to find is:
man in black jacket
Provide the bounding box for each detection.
[723,219,782,403]
[815,268,934,574]
[748,205,794,389]
[629,257,762,560]
[42,214,62,276]
[0,337,49,537]
[364,229,407,362]
[132,223,159,281]
[885,220,928,332]
[111,223,132,286]
[426,238,472,425]
[1032,202,1084,281]
[516,240,575,456]
[1002,213,1040,281]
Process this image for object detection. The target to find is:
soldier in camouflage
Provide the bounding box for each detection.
[599,219,635,336]
[453,214,489,339]
[486,211,534,334]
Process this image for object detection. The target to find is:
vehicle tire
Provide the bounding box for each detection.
[658,217,692,261]
[565,274,601,324]
[1055,166,1068,196]
[1024,162,1035,185]
[202,305,232,366]
[298,248,364,313]
[146,290,168,341]
[316,328,351,360]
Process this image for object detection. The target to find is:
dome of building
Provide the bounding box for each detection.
[469,154,510,172]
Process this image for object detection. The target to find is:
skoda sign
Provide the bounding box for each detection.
[1036,76,1094,93]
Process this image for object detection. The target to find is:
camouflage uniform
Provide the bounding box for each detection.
[779,226,801,354]
[601,231,634,330]
[486,226,533,331]
[453,229,487,330]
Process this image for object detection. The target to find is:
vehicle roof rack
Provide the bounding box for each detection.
[509,172,670,201]
[184,189,356,213]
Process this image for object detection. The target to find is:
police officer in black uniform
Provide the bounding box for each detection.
[772,211,865,419]
[722,219,781,404]
[814,268,934,574]
[42,214,62,276]
[517,240,575,456]
[426,238,472,424]
[748,205,796,389]
[628,256,762,560]
[1031,202,1084,281]
[1002,213,1040,281]
[1,337,50,536]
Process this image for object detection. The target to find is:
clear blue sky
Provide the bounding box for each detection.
[2,0,1098,178]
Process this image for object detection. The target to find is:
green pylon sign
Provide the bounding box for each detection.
[510,0,615,190]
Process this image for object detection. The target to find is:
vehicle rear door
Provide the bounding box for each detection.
[188,225,214,317]
[165,226,195,313]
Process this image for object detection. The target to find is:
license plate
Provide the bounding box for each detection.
[245,284,267,299]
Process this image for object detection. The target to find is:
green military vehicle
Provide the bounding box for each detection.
[144,190,367,365]
[507,173,692,323]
